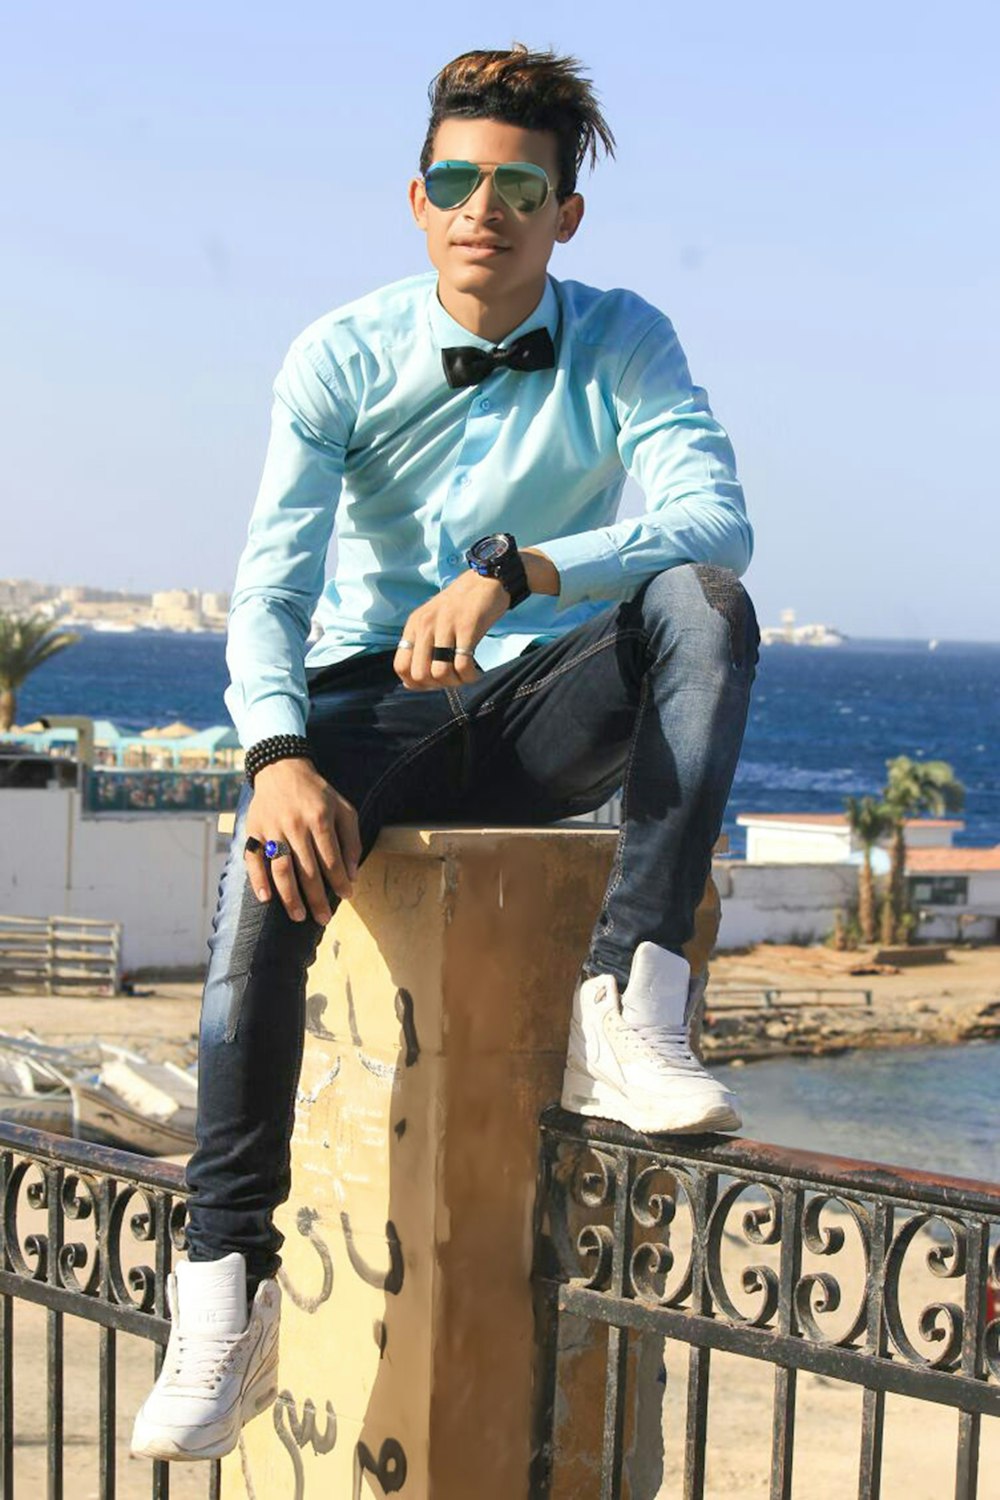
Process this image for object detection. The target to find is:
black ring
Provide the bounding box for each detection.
[431,646,457,662]
[244,836,263,854]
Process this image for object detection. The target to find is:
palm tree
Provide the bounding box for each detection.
[844,795,894,944]
[0,612,79,731]
[882,756,965,945]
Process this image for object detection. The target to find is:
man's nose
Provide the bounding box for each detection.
[462,173,505,218]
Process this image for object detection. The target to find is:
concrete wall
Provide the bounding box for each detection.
[714,860,858,949]
[744,826,851,864]
[904,823,958,848]
[913,869,1000,942]
[0,787,226,970]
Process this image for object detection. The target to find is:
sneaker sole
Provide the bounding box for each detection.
[561,1068,741,1135]
[130,1348,278,1462]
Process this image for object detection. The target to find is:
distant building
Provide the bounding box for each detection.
[150,589,205,631]
[0,578,230,633]
[201,591,230,620]
[759,608,846,647]
[0,578,54,611]
[736,812,962,865]
[732,812,998,944]
[906,847,1000,943]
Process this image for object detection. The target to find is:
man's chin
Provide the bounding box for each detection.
[446,261,512,289]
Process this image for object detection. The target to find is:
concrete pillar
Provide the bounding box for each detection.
[223,825,722,1500]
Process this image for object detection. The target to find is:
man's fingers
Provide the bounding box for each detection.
[408,621,435,688]
[244,848,271,902]
[429,623,458,684]
[294,839,335,925]
[453,647,480,683]
[335,802,363,881]
[313,822,356,902]
[268,850,307,922]
[393,637,414,686]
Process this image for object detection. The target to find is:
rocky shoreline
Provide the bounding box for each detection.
[701,992,1000,1064]
[700,943,1000,1065]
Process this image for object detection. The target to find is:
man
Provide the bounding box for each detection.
[132,43,759,1463]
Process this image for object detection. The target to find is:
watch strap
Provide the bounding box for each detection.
[496,545,530,609]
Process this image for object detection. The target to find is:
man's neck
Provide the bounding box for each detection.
[436,276,547,346]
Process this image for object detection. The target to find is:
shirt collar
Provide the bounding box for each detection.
[427,274,560,352]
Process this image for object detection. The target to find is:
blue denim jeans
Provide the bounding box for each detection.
[185,564,759,1281]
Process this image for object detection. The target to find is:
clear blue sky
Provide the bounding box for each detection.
[3,2,997,640]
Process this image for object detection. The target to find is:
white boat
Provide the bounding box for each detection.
[0,1035,197,1155]
[760,609,846,647]
[71,1081,196,1155]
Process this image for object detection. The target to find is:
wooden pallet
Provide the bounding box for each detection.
[0,914,122,996]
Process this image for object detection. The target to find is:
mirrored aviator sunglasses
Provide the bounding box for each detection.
[423,160,552,214]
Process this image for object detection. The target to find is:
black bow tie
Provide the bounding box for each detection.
[441,326,555,389]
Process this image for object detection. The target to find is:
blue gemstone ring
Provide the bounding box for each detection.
[263,839,292,860]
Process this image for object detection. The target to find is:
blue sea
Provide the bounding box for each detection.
[716,1042,1000,1183]
[17,631,1000,857]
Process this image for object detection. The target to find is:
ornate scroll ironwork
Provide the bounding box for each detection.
[0,1118,218,1498]
[533,1105,1000,1500]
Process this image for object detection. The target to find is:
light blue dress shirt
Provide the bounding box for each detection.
[224,270,753,748]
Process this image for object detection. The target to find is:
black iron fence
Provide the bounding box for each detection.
[5,1110,1000,1497]
[532,1106,1000,1499]
[0,1119,216,1499]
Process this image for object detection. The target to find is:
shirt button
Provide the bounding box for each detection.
[479,398,491,411]
[460,475,471,488]
[447,553,462,565]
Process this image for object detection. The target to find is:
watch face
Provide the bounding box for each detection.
[471,534,510,566]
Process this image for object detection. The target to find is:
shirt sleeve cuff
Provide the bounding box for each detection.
[535,530,623,611]
[225,687,308,750]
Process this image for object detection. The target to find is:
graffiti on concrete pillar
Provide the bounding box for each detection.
[340,1212,404,1295]
[296,1058,341,1105]
[270,1389,338,1500]
[354,1437,407,1497]
[305,992,337,1040]
[278,1206,335,1314]
[394,988,419,1065]
[345,975,364,1047]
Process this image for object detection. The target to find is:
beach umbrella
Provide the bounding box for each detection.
[141,721,198,739]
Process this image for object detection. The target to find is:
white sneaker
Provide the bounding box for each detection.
[560,941,741,1134]
[130,1252,280,1462]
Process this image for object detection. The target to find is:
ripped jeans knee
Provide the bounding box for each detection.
[690,563,758,670]
[639,562,759,672]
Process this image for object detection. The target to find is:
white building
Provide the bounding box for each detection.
[906,847,1000,943]
[736,812,963,866]
[726,812,998,946]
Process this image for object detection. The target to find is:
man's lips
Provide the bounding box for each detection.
[452,240,510,256]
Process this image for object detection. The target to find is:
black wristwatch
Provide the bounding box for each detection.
[465,532,531,610]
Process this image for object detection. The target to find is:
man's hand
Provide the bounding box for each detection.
[244,758,362,924]
[394,570,508,689]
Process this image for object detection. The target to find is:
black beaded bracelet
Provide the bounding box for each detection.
[244,734,315,787]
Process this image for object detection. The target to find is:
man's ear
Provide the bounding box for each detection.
[409,176,429,231]
[554,193,585,245]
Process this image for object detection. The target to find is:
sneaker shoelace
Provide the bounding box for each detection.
[622,1021,704,1074]
[167,1331,243,1390]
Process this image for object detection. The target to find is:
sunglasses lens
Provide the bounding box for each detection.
[424,163,481,209]
[495,164,550,213]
